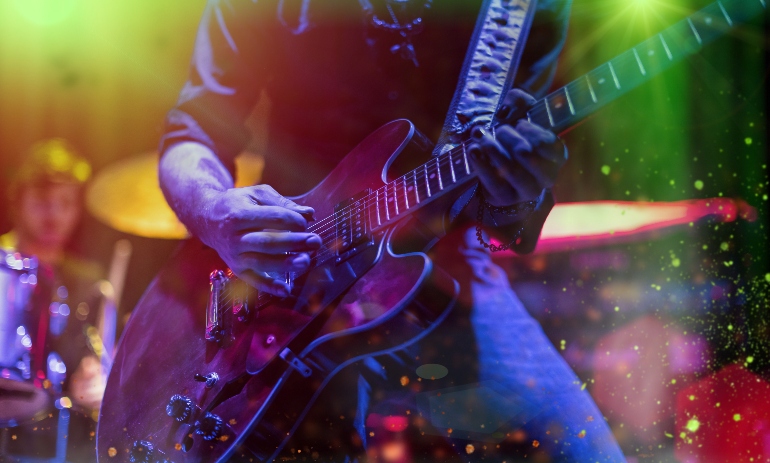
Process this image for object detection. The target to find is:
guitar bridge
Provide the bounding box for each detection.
[335,190,373,263]
[205,270,251,343]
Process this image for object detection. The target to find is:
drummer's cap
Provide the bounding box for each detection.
[9,138,92,200]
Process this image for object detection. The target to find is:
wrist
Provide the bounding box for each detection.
[474,188,549,252]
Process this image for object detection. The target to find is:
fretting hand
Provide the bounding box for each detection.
[467,88,567,207]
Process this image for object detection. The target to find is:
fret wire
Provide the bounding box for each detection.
[375,189,381,225]
[658,33,673,60]
[687,17,703,44]
[436,157,443,190]
[585,75,598,103]
[392,182,399,215]
[462,143,470,174]
[424,164,431,197]
[448,150,456,183]
[413,170,420,203]
[383,188,390,221]
[403,176,409,209]
[543,99,555,127]
[564,86,576,115]
[632,48,646,75]
[717,0,733,26]
[607,62,621,89]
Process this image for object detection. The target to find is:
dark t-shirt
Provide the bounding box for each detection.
[160,0,570,195]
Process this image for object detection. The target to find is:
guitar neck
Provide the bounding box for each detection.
[528,0,766,135]
[314,0,766,243]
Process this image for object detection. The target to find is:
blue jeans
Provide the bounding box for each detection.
[287,227,626,462]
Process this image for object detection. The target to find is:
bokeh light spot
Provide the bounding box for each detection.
[686,418,700,433]
[416,364,448,380]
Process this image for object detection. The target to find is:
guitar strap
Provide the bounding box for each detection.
[434,0,538,155]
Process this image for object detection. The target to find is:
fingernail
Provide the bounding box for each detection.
[306,235,321,247]
[292,254,310,268]
[276,285,290,297]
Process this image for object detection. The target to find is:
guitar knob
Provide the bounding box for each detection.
[194,412,224,441]
[166,394,193,422]
[129,440,154,463]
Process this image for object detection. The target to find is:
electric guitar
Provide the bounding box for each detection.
[96,0,766,461]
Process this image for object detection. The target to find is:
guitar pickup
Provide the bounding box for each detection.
[205,269,252,343]
[334,190,373,263]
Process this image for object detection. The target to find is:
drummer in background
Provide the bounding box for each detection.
[1,138,106,413]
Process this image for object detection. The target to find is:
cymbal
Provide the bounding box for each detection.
[87,152,263,239]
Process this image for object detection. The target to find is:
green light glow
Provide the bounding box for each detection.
[12,0,77,26]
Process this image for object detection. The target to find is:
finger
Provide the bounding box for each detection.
[468,141,524,205]
[237,270,292,297]
[231,205,310,232]
[236,251,312,274]
[475,127,546,201]
[496,88,537,122]
[238,232,322,254]
[249,185,315,219]
[514,120,567,165]
[497,126,561,190]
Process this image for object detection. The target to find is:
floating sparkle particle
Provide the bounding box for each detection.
[686,418,700,432]
[578,430,586,438]
[400,376,410,386]
[532,440,540,448]
[745,137,753,145]
[465,444,475,454]
[108,448,117,457]
[601,165,611,175]
[733,414,741,421]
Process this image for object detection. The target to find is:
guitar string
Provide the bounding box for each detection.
[300,101,553,236]
[303,139,473,234]
[304,140,476,237]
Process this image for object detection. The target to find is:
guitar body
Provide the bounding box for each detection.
[96,120,459,462]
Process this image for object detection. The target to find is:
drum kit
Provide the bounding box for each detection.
[0,151,264,462]
[0,252,100,462]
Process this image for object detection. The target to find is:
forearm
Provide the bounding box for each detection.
[158,142,233,244]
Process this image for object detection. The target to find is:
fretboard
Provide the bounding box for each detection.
[527,0,767,134]
[309,0,766,255]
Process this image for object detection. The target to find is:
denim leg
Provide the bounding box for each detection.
[456,228,626,462]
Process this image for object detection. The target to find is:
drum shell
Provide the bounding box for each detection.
[0,406,96,463]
